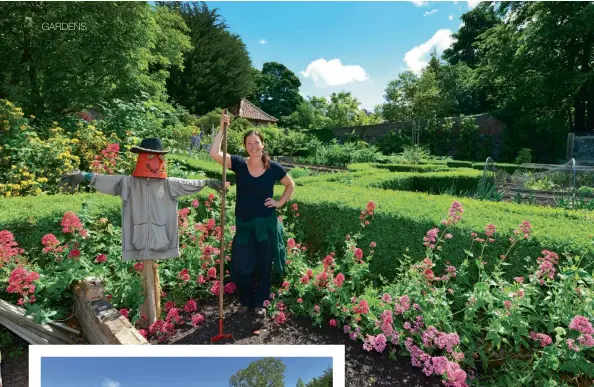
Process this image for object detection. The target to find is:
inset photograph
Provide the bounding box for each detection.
[30,344,344,387]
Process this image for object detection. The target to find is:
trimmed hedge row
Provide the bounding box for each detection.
[167,154,237,184]
[349,162,451,173]
[374,164,451,173]
[471,162,521,174]
[0,188,229,259]
[2,181,592,283]
[272,181,594,281]
[446,160,473,168]
[295,169,485,195]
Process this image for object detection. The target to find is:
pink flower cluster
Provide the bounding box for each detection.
[405,337,467,386]
[422,326,460,353]
[61,211,88,238]
[7,267,40,305]
[423,228,439,249]
[359,201,375,227]
[0,230,23,267]
[567,315,594,351]
[91,143,120,175]
[534,250,559,285]
[529,331,552,347]
[363,333,387,353]
[441,201,464,227]
[511,220,532,241]
[394,295,411,315]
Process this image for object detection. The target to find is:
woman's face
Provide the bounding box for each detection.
[244,134,264,156]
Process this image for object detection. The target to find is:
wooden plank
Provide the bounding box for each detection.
[0,315,49,345]
[0,300,75,343]
[49,321,80,335]
[0,313,69,345]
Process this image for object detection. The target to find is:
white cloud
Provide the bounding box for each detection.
[259,39,267,45]
[102,378,121,387]
[411,1,429,6]
[449,14,454,20]
[300,59,369,88]
[423,9,438,17]
[459,22,465,28]
[403,29,455,74]
[467,0,481,9]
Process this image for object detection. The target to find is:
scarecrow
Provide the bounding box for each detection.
[59,137,227,326]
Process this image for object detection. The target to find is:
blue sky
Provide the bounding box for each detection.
[205,1,480,110]
[41,357,333,387]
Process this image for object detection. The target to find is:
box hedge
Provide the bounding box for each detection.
[0,188,230,260]
[2,181,592,284]
[471,162,521,174]
[446,160,474,168]
[295,169,485,195]
[167,154,237,184]
[274,181,594,282]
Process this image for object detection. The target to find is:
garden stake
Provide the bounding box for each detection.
[211,109,235,344]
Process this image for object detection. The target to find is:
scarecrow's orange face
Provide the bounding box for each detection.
[132,153,167,178]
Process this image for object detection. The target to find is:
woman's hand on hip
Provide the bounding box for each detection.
[264,198,281,208]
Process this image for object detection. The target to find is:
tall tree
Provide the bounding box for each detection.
[282,92,382,131]
[442,2,502,68]
[305,368,332,387]
[250,62,304,124]
[228,358,286,387]
[0,2,191,117]
[162,1,256,115]
[295,378,306,387]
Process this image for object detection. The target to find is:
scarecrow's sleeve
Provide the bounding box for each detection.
[88,174,129,201]
[167,177,208,199]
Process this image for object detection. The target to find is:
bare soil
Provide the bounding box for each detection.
[1,327,29,387]
[163,295,443,387]
[1,296,444,387]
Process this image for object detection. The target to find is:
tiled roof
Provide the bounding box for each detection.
[230,99,278,122]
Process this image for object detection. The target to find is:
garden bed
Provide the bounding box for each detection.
[161,295,443,387]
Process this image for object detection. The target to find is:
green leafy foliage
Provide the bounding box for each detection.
[228,358,286,387]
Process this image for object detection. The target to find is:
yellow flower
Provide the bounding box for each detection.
[29,115,35,119]
[71,139,79,143]
[11,165,16,169]
[19,125,26,130]
[4,192,11,198]
[34,188,42,194]
[38,177,48,183]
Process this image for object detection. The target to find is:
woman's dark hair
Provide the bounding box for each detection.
[243,130,270,169]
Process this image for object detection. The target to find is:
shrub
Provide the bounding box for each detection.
[515,148,533,165]
[373,130,412,155]
[471,162,521,174]
[446,160,473,168]
[298,138,383,167]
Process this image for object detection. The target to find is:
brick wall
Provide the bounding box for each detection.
[331,114,504,142]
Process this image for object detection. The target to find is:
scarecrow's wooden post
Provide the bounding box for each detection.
[139,259,161,327]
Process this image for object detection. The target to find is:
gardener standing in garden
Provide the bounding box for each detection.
[210,111,295,318]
